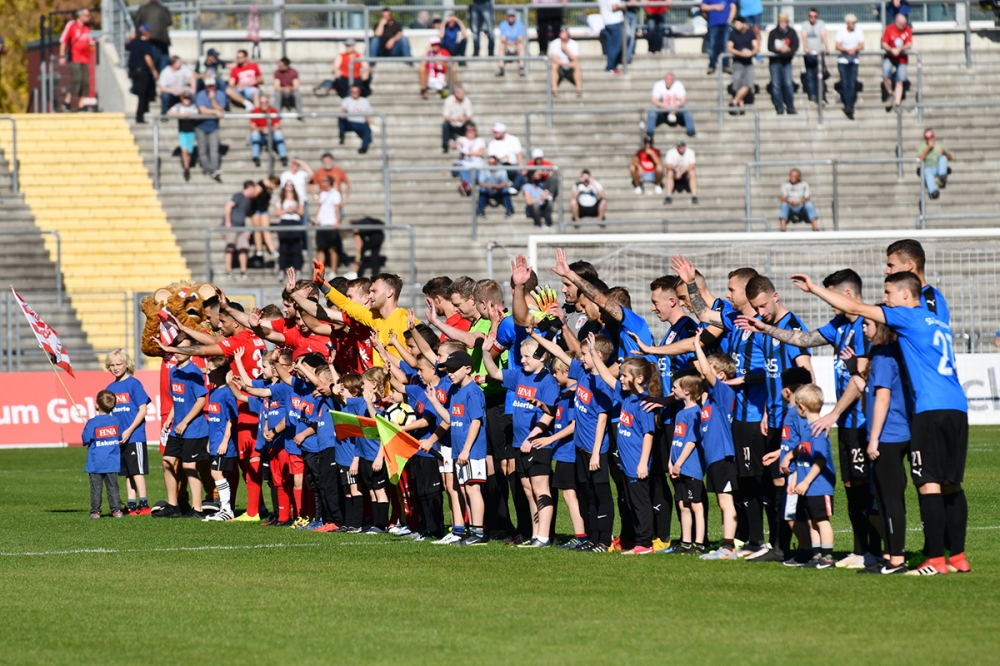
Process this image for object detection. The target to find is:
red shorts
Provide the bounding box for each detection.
[287,453,305,476]
[237,422,259,460]
[269,448,290,486]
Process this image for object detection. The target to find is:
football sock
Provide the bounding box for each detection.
[139,497,148,507]
[276,483,291,523]
[293,487,303,520]
[778,515,793,554]
[269,483,279,520]
[128,500,137,510]
[374,500,389,529]
[741,477,765,547]
[820,544,833,557]
[536,535,550,545]
[722,539,735,550]
[471,525,484,538]
[484,473,500,532]
[943,489,968,555]
[350,496,364,528]
[216,480,231,513]
[846,484,870,556]
[245,459,263,518]
[920,493,947,558]
[510,474,531,537]
[452,524,466,535]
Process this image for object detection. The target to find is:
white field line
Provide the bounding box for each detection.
[0,541,404,558]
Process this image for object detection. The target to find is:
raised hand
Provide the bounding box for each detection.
[406,309,416,330]
[532,285,559,312]
[790,274,816,293]
[511,254,533,287]
[734,314,767,333]
[311,259,325,285]
[248,311,261,328]
[670,254,697,284]
[551,247,571,277]
[286,267,297,293]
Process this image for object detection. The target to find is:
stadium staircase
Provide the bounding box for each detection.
[123,46,999,300]
[0,114,189,367]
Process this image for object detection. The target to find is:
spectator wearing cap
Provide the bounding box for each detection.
[497,9,525,77]
[370,7,413,59]
[167,91,198,181]
[525,148,558,199]
[339,85,374,154]
[227,48,263,111]
[663,139,697,205]
[420,37,454,99]
[194,76,227,181]
[470,0,496,57]
[477,156,515,219]
[881,12,912,111]
[549,27,582,98]
[250,94,288,168]
[125,25,158,124]
[779,168,819,231]
[194,49,227,94]
[630,136,664,195]
[835,13,864,120]
[487,123,524,194]
[331,40,371,99]
[646,72,696,140]
[133,0,172,70]
[274,57,304,117]
[767,12,799,115]
[442,85,473,153]
[158,55,192,116]
[570,170,608,223]
[440,13,469,59]
[727,15,758,113]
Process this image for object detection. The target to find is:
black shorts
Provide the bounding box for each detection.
[211,456,237,472]
[909,410,968,486]
[119,441,149,476]
[485,396,514,460]
[672,173,691,193]
[673,474,705,504]
[316,228,344,253]
[576,202,601,218]
[651,423,671,475]
[837,423,870,484]
[796,494,834,521]
[705,458,739,494]
[515,447,553,478]
[358,458,389,491]
[410,455,443,497]
[164,435,210,462]
[552,460,577,490]
[339,466,358,487]
[575,447,610,485]
[732,420,765,478]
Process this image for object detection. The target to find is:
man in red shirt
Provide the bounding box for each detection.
[288,276,376,375]
[629,136,664,195]
[644,0,668,54]
[422,276,472,342]
[59,8,95,111]
[881,12,912,110]
[250,94,288,168]
[419,38,452,99]
[227,48,263,110]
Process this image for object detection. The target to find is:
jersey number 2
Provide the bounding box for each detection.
[932,330,954,376]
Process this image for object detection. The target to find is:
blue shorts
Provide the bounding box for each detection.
[882,59,907,83]
[178,131,195,152]
[641,171,657,184]
[743,13,762,28]
[236,86,261,100]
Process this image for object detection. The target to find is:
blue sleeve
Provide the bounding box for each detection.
[683,411,699,446]
[501,369,518,391]
[190,375,208,400]
[870,354,898,390]
[538,376,560,406]
[468,386,486,421]
[637,405,656,436]
[568,359,585,382]
[880,304,915,334]
[130,378,151,406]
[399,360,419,382]
[621,308,653,345]
[224,391,238,421]
[817,435,834,466]
[710,379,736,407]
[248,396,263,414]
[82,422,94,445]
[495,316,516,349]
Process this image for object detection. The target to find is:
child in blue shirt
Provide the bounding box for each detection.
[104,348,151,514]
[83,390,125,518]
[358,366,392,533]
[788,384,837,569]
[669,373,706,554]
[772,367,813,566]
[443,350,489,546]
[203,356,238,520]
[159,340,209,518]
[332,373,365,532]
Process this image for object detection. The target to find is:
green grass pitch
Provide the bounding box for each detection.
[1,428,999,665]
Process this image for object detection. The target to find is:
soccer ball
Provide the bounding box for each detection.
[385,402,416,427]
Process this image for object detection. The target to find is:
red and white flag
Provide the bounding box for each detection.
[10,287,74,377]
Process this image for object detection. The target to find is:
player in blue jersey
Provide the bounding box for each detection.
[83,391,125,518]
[332,373,366,532]
[668,373,706,555]
[356,367,392,533]
[792,270,970,576]
[300,364,345,532]
[202,357,238,521]
[104,349,151,515]
[442,350,489,546]
[886,238,949,323]
[787,385,838,570]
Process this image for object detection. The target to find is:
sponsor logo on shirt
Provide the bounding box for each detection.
[96,425,119,439]
[171,382,185,395]
[674,422,687,437]
[576,385,592,405]
[555,406,563,420]
[114,393,131,404]
[620,411,633,428]
[205,402,221,414]
[451,404,465,417]
[436,388,448,404]
[701,406,712,422]
[781,425,790,440]
[515,385,537,400]
[797,441,812,456]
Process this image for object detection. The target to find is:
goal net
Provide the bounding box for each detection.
[527,229,1000,353]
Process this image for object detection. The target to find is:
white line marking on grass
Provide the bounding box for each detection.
[0,541,403,558]
[834,525,1000,534]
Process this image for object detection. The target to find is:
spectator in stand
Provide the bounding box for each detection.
[534,0,566,57]
[526,148,556,195]
[767,13,799,115]
[125,26,158,124]
[470,0,496,57]
[420,37,453,99]
[331,40,371,99]
[275,181,306,278]
[739,0,763,49]
[195,77,226,181]
[339,85,374,154]
[646,72,696,139]
[487,123,524,194]
[598,0,625,74]
[133,0,172,70]
[348,217,387,278]
[280,158,313,215]
[167,92,198,181]
[497,9,526,77]
[779,168,819,231]
[885,0,911,23]
[250,95,287,168]
[314,175,345,275]
[800,8,828,103]
[440,13,470,59]
[624,0,640,65]
[727,15,758,114]
[193,49,227,94]
[454,123,485,196]
[664,138,698,205]
[442,85,473,153]
[630,136,664,195]
[227,49,263,111]
[702,0,736,75]
[918,128,953,200]
[549,27,582,98]
[273,57,303,118]
[158,55,192,116]
[310,152,352,219]
[881,12,912,111]
[58,8,95,112]
[370,8,413,59]
[835,13,864,120]
[410,10,431,29]
[571,170,608,222]
[250,174,280,261]
[524,173,555,228]
[224,180,256,280]
[477,156,515,219]
[645,0,668,54]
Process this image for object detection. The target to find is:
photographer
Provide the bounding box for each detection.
[570,170,608,224]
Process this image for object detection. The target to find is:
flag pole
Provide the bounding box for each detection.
[43,350,78,410]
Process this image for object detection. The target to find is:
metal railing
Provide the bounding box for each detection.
[0,116,18,192]
[562,217,772,233]
[0,231,63,306]
[152,112,389,214]
[896,100,996,174]
[744,157,923,231]
[484,241,523,280]
[109,0,137,68]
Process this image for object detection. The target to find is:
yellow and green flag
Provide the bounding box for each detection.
[375,414,422,484]
[330,411,379,440]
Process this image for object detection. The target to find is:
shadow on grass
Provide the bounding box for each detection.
[48,509,88,513]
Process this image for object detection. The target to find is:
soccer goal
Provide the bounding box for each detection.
[528,229,1000,352]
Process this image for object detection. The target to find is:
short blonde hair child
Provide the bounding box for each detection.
[104,348,135,374]
[793,384,824,414]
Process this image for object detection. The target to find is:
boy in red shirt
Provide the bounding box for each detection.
[250,94,288,167]
[227,48,263,110]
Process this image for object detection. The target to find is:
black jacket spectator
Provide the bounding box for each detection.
[767,25,799,64]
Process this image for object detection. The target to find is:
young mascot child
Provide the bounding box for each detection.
[83,390,125,518]
[442,350,489,546]
[771,366,813,566]
[105,349,151,514]
[332,373,366,532]
[668,372,706,554]
[359,367,393,533]
[203,357,239,520]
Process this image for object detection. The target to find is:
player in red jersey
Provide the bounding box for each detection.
[288,275,376,375]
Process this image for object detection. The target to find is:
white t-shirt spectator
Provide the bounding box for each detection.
[456,136,486,166]
[548,39,580,64]
[280,170,310,203]
[443,95,473,128]
[317,189,343,227]
[340,96,373,124]
[665,147,696,171]
[651,79,687,106]
[574,179,604,207]
[488,134,523,165]
[835,27,863,64]
[598,0,624,25]
[781,180,810,202]
[159,64,192,94]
